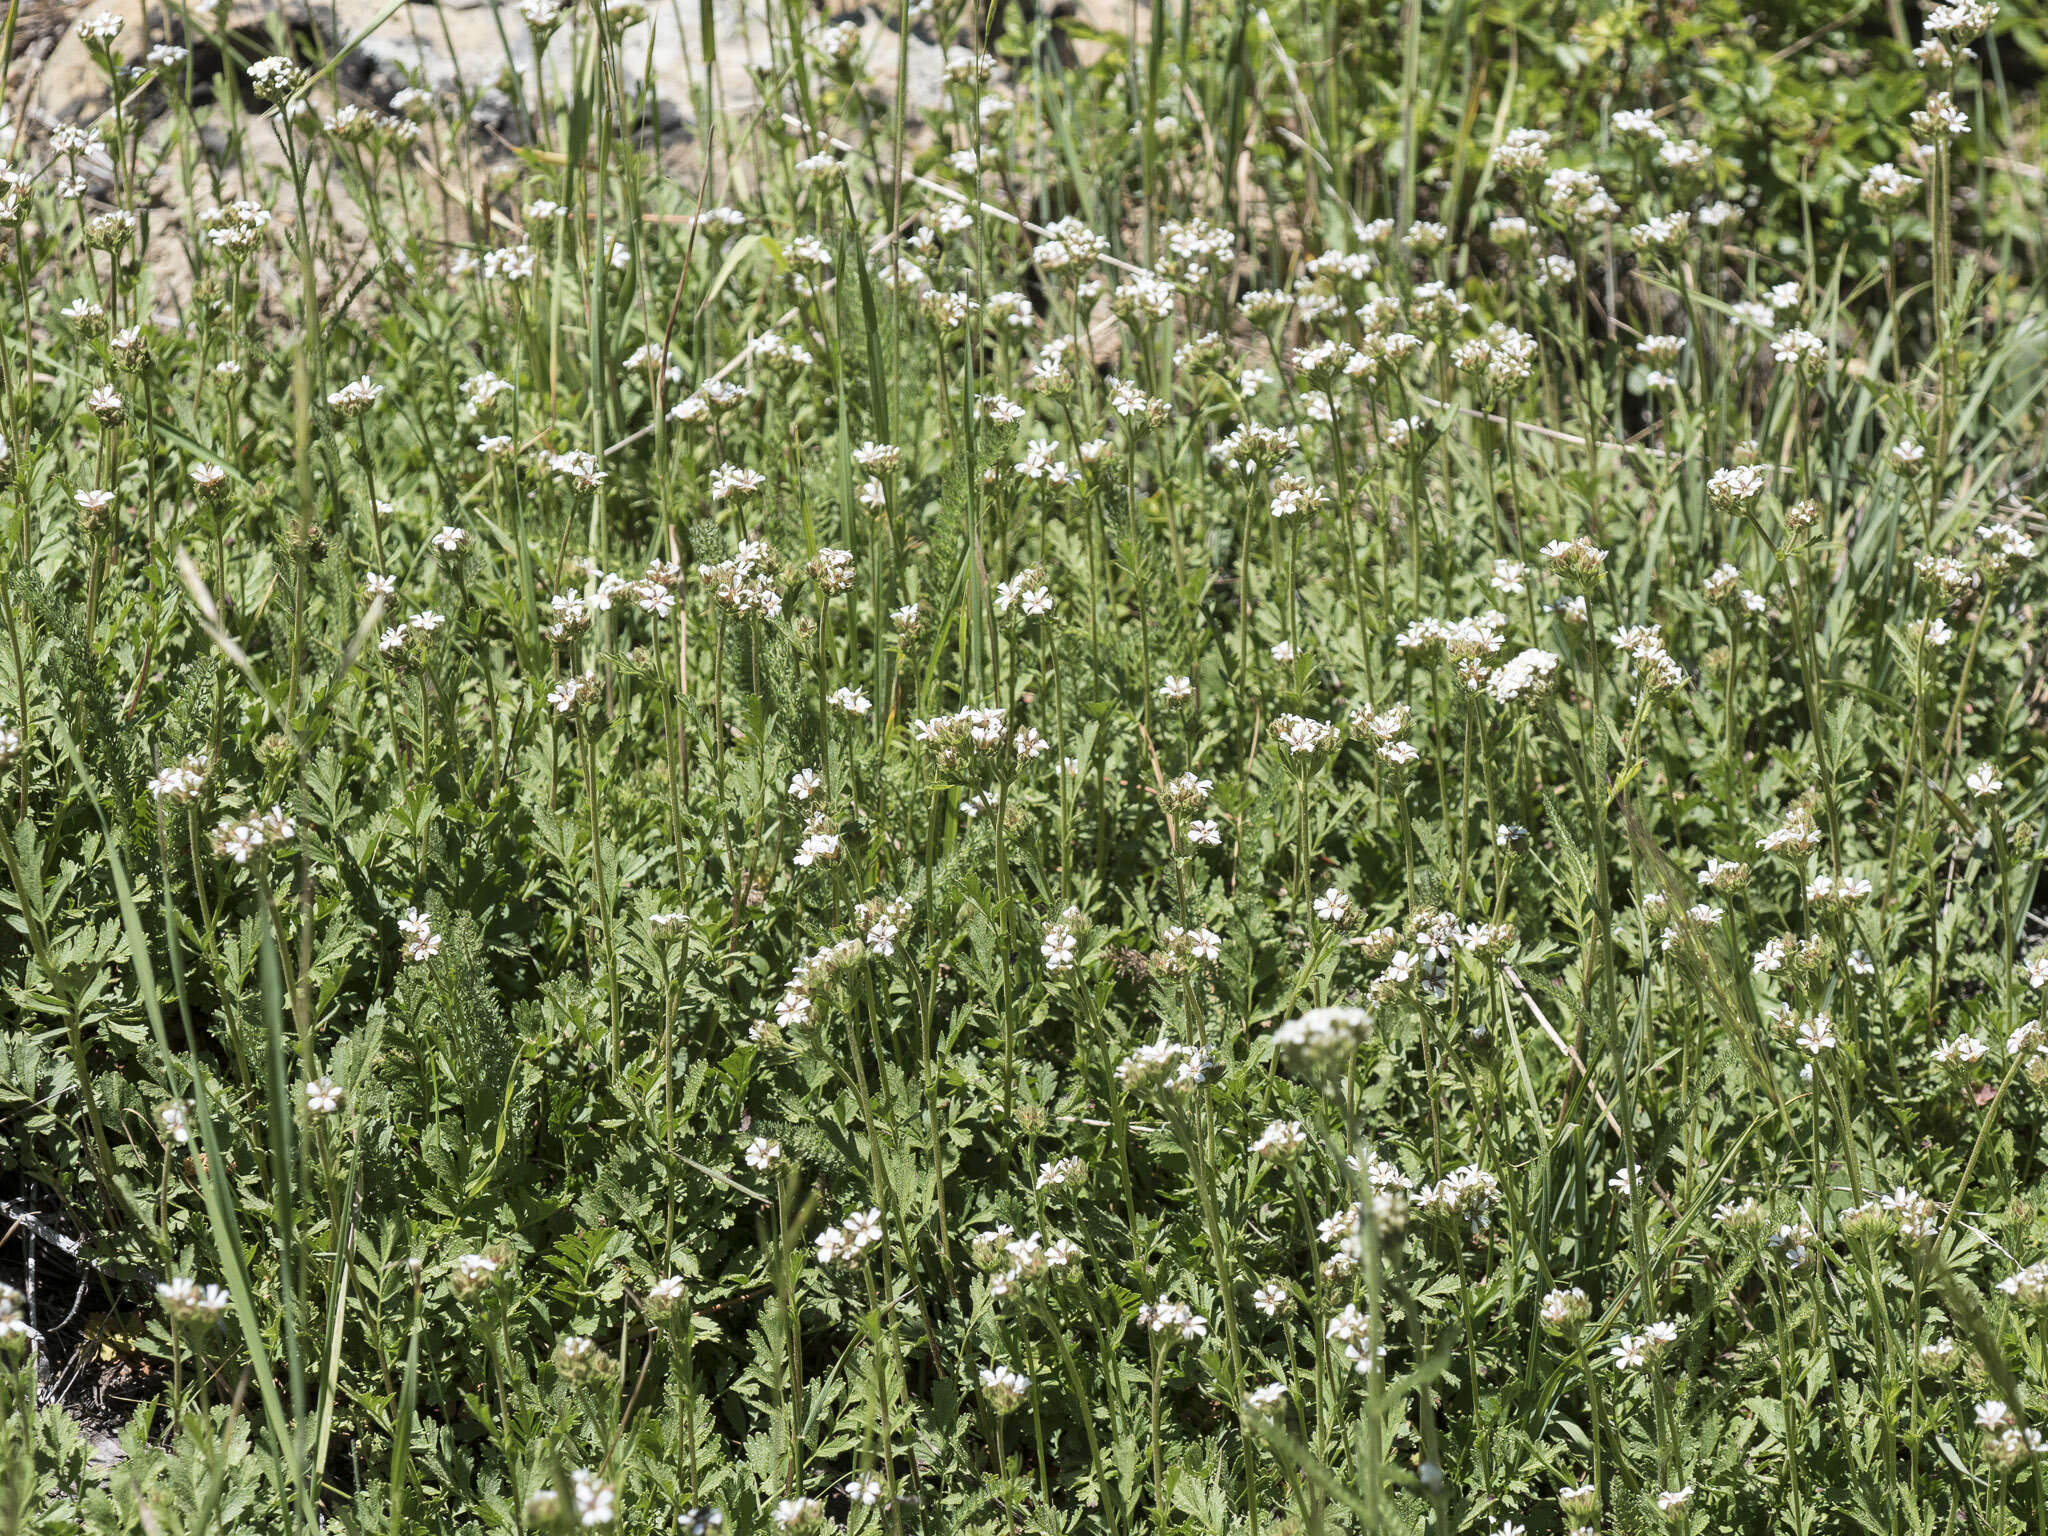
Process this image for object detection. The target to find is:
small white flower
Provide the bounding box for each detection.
[303,1076,344,1116]
[397,906,442,963]
[1796,1017,1838,1056]
[1312,886,1354,926]
[327,375,385,417]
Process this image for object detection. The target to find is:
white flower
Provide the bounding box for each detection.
[549,451,609,492]
[1252,1282,1295,1318]
[398,907,442,963]
[1272,714,1340,755]
[851,440,901,473]
[327,376,384,416]
[814,1206,886,1268]
[569,1469,615,1526]
[1655,1487,1693,1519]
[1708,465,1767,508]
[1272,1007,1372,1067]
[77,9,126,42]
[547,672,601,717]
[979,1364,1032,1411]
[1911,91,1970,138]
[710,464,764,501]
[1771,328,1827,371]
[793,826,842,868]
[155,1277,231,1326]
[1036,1156,1086,1190]
[1861,162,1925,209]
[769,1497,825,1531]
[1041,923,1079,973]
[1251,1120,1308,1160]
[1796,1016,1838,1055]
[303,1077,344,1115]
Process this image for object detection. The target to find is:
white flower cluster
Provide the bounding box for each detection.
[1491,126,1552,173]
[815,1206,885,1267]
[570,1469,615,1527]
[1544,167,1620,224]
[912,704,1045,767]
[398,907,441,963]
[209,805,295,864]
[857,896,913,956]
[768,1496,826,1531]
[1452,323,1538,393]
[1998,1261,2048,1307]
[1209,422,1300,477]
[986,1229,1081,1299]
[1041,905,1087,973]
[1348,699,1420,766]
[1756,804,1824,856]
[1115,1039,1213,1093]
[1136,1299,1210,1342]
[978,1364,1032,1411]
[1252,1119,1308,1160]
[1539,1286,1591,1332]
[792,812,843,869]
[1485,647,1561,705]
[1325,1303,1387,1374]
[1609,623,1686,693]
[1031,216,1109,274]
[1860,161,1924,209]
[1036,1156,1086,1190]
[1354,908,1506,1002]
[1702,561,1766,613]
[149,752,213,805]
[1271,713,1341,756]
[1272,1006,1372,1068]
[546,671,603,718]
[697,540,784,619]
[1980,1405,2048,1468]
[199,199,272,257]
[1398,610,1508,659]
[1315,1190,1409,1278]
[156,1277,231,1328]
[1607,1318,1680,1371]
[1157,924,1223,975]
[1413,1164,1502,1226]
[993,567,1055,617]
[0,1282,28,1350]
